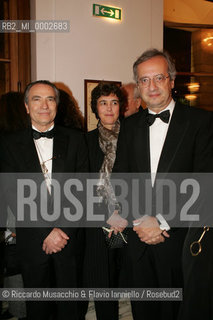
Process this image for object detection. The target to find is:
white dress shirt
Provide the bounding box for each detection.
[33,125,54,191]
[148,99,175,230]
[149,99,175,185]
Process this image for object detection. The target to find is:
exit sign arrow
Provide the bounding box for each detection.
[93,4,122,20]
[101,8,114,16]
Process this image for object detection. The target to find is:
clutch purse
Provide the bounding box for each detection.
[102,226,128,249]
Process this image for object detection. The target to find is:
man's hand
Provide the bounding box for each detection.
[133,216,170,245]
[106,210,128,237]
[42,228,69,254]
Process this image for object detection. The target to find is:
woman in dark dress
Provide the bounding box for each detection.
[83,82,127,320]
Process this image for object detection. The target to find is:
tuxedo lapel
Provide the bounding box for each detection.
[18,128,41,173]
[52,127,68,173]
[134,109,150,172]
[157,102,189,173]
[18,128,69,174]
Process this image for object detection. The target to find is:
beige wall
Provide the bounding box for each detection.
[30,0,163,113]
[164,0,213,25]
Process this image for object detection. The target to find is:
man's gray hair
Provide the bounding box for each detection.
[24,80,60,105]
[121,83,141,100]
[133,48,176,82]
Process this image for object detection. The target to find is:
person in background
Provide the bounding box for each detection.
[55,89,84,130]
[121,82,143,117]
[0,91,28,320]
[0,230,4,319]
[82,82,127,320]
[3,208,27,320]
[0,92,29,132]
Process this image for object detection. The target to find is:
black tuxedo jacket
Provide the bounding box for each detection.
[113,101,213,263]
[115,101,213,173]
[0,125,88,262]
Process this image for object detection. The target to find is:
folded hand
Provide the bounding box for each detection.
[42,228,69,254]
[133,216,169,245]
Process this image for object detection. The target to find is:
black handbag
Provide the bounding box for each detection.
[102,227,128,249]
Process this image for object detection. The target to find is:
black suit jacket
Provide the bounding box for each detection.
[0,125,88,262]
[115,101,213,173]
[113,101,213,264]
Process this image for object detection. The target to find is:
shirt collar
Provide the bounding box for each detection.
[148,99,175,117]
[32,124,54,133]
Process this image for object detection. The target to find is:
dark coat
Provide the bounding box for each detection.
[113,101,213,319]
[83,128,123,288]
[0,125,89,319]
[0,125,89,262]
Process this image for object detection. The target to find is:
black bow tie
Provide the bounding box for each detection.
[32,128,55,140]
[146,110,170,126]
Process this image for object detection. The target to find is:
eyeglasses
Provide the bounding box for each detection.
[137,74,170,88]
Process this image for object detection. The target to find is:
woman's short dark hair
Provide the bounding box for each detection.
[91,82,126,119]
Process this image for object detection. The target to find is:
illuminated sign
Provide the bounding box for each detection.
[93,4,122,20]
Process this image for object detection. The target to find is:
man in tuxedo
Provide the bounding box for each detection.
[113,49,213,320]
[0,80,88,320]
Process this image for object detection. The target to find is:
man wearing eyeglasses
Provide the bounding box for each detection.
[0,80,88,320]
[114,49,213,319]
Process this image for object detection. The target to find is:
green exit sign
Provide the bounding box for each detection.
[93,4,122,20]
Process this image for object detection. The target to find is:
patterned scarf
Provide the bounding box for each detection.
[97,120,120,214]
